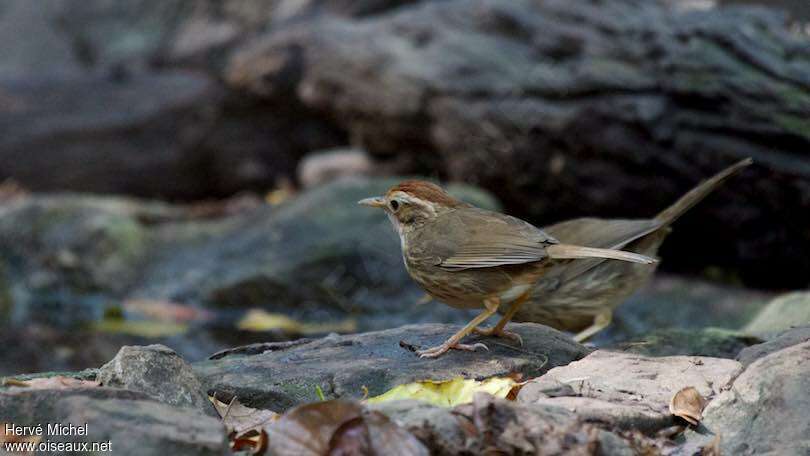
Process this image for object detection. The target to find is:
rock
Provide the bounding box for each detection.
[0,387,228,456]
[193,323,589,411]
[679,342,810,455]
[736,325,810,366]
[98,345,214,416]
[593,275,771,346]
[228,0,810,288]
[371,394,654,455]
[129,177,499,332]
[298,148,374,188]
[613,327,762,359]
[517,350,742,432]
[0,72,222,198]
[743,291,810,335]
[0,72,345,200]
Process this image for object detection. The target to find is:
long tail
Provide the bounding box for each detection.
[547,244,657,264]
[655,158,753,225]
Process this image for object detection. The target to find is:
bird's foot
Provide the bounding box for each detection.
[473,327,523,346]
[416,341,489,358]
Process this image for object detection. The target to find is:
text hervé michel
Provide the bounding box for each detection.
[5,422,88,436]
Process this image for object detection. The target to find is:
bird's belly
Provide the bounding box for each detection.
[498,284,532,304]
[405,259,533,310]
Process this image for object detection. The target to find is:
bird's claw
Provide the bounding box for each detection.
[473,327,524,346]
[417,342,489,358]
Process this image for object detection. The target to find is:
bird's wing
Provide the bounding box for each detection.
[424,208,557,271]
[541,217,662,282]
[543,218,662,250]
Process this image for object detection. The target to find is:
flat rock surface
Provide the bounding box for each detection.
[194,323,589,411]
[518,350,742,432]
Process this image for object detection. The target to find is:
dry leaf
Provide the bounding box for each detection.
[209,395,279,435]
[265,400,427,456]
[366,376,519,407]
[231,428,268,455]
[0,180,27,203]
[237,309,356,335]
[1,423,41,455]
[123,299,213,324]
[2,376,99,390]
[702,434,722,456]
[93,319,188,338]
[669,386,706,426]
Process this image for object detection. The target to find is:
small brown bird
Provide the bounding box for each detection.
[359,181,657,357]
[513,158,752,342]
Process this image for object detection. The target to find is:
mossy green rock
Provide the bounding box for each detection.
[614,327,762,359]
[744,292,810,335]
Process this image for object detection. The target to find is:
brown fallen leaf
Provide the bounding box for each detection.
[265,400,427,456]
[669,386,706,426]
[3,376,99,390]
[1,423,42,455]
[123,299,213,324]
[209,395,280,435]
[231,428,269,455]
[702,433,722,456]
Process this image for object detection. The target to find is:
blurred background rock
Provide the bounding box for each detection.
[0,0,807,375]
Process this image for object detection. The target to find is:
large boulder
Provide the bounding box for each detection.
[193,323,589,411]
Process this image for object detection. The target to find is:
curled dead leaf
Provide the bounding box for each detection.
[209,395,279,436]
[669,386,706,426]
[265,400,427,456]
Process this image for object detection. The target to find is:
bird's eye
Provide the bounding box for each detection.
[389,200,400,211]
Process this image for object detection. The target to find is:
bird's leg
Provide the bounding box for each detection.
[416,297,500,358]
[473,291,530,346]
[573,310,613,343]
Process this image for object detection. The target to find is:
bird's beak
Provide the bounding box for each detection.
[358,196,386,208]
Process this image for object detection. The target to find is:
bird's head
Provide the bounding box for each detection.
[358,180,466,233]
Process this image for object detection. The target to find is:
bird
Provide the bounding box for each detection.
[359,180,657,358]
[511,158,753,342]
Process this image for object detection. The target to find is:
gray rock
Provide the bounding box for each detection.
[517,350,742,432]
[98,345,214,416]
[194,323,589,411]
[0,387,228,456]
[371,394,648,455]
[593,275,772,346]
[679,341,810,455]
[298,149,374,188]
[736,325,810,366]
[744,291,810,335]
[612,327,762,359]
